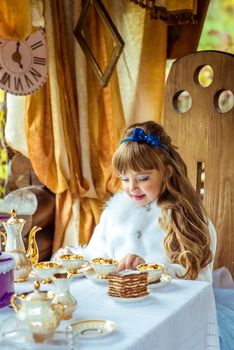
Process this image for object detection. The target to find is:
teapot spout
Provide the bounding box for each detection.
[26,226,42,265]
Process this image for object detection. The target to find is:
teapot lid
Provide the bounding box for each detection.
[4,210,25,225]
[25,281,54,302]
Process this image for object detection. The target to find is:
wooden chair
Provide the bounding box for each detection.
[0,151,55,260]
[164,51,234,277]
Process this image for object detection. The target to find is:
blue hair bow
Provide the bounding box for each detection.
[120,127,165,149]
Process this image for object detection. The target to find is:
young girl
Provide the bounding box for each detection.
[54,121,216,282]
[54,121,234,349]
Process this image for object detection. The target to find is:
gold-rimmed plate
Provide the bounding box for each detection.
[108,290,150,303]
[68,265,91,279]
[67,320,117,339]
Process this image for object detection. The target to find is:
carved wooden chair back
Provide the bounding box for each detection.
[164,51,234,276]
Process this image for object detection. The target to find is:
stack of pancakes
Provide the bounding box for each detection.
[108,269,148,298]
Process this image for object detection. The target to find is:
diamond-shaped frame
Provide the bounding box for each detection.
[74,0,124,87]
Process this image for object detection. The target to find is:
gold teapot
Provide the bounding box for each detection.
[0,209,41,282]
[11,281,64,342]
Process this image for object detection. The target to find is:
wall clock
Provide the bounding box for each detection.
[0,29,48,96]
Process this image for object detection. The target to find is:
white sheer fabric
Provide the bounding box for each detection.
[213,267,234,289]
[5,95,28,157]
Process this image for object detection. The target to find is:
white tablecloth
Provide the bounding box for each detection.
[0,277,220,350]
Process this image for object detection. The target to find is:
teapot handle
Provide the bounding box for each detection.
[51,302,64,322]
[10,294,22,312]
[0,231,6,247]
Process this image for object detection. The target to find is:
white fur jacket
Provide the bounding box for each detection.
[60,192,217,282]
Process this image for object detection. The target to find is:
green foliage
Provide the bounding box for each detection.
[199,0,234,53]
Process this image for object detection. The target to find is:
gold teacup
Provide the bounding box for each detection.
[91,257,118,277]
[60,254,89,273]
[33,261,62,283]
[137,263,165,283]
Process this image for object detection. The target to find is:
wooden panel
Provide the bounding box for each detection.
[164,51,234,276]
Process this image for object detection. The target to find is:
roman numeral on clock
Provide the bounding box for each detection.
[24,74,34,88]
[0,72,11,88]
[33,57,46,65]
[30,40,43,50]
[29,67,42,81]
[14,77,23,91]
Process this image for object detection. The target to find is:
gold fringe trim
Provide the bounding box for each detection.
[130,1,197,25]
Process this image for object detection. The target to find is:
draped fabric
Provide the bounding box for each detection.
[113,2,167,125]
[0,0,194,249]
[0,0,32,40]
[0,0,32,200]
[63,0,168,247]
[25,0,88,251]
[130,0,197,24]
[5,95,28,157]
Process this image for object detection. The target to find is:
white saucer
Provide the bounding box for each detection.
[69,271,85,279]
[67,320,116,339]
[84,269,108,284]
[148,274,172,289]
[69,265,90,279]
[30,266,88,281]
[108,290,150,303]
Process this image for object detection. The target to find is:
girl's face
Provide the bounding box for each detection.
[120,168,163,206]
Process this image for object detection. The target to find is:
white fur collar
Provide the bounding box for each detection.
[105,192,160,222]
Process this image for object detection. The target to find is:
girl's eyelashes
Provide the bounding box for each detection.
[138,176,149,181]
[120,175,149,182]
[120,176,128,182]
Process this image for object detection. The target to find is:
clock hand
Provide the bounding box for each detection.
[12,42,23,69]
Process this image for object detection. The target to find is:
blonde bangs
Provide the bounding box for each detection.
[112,142,160,174]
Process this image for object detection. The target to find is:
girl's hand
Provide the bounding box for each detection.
[116,254,145,272]
[50,246,74,263]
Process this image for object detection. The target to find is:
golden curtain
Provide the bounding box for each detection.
[64,0,168,246]
[25,0,89,251]
[0,0,194,250]
[0,0,32,40]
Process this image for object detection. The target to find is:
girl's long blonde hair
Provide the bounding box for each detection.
[112,121,212,280]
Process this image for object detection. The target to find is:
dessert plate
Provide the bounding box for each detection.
[148,274,172,289]
[84,269,108,284]
[108,290,150,303]
[67,320,116,339]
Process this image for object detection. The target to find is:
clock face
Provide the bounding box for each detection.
[0,29,48,96]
